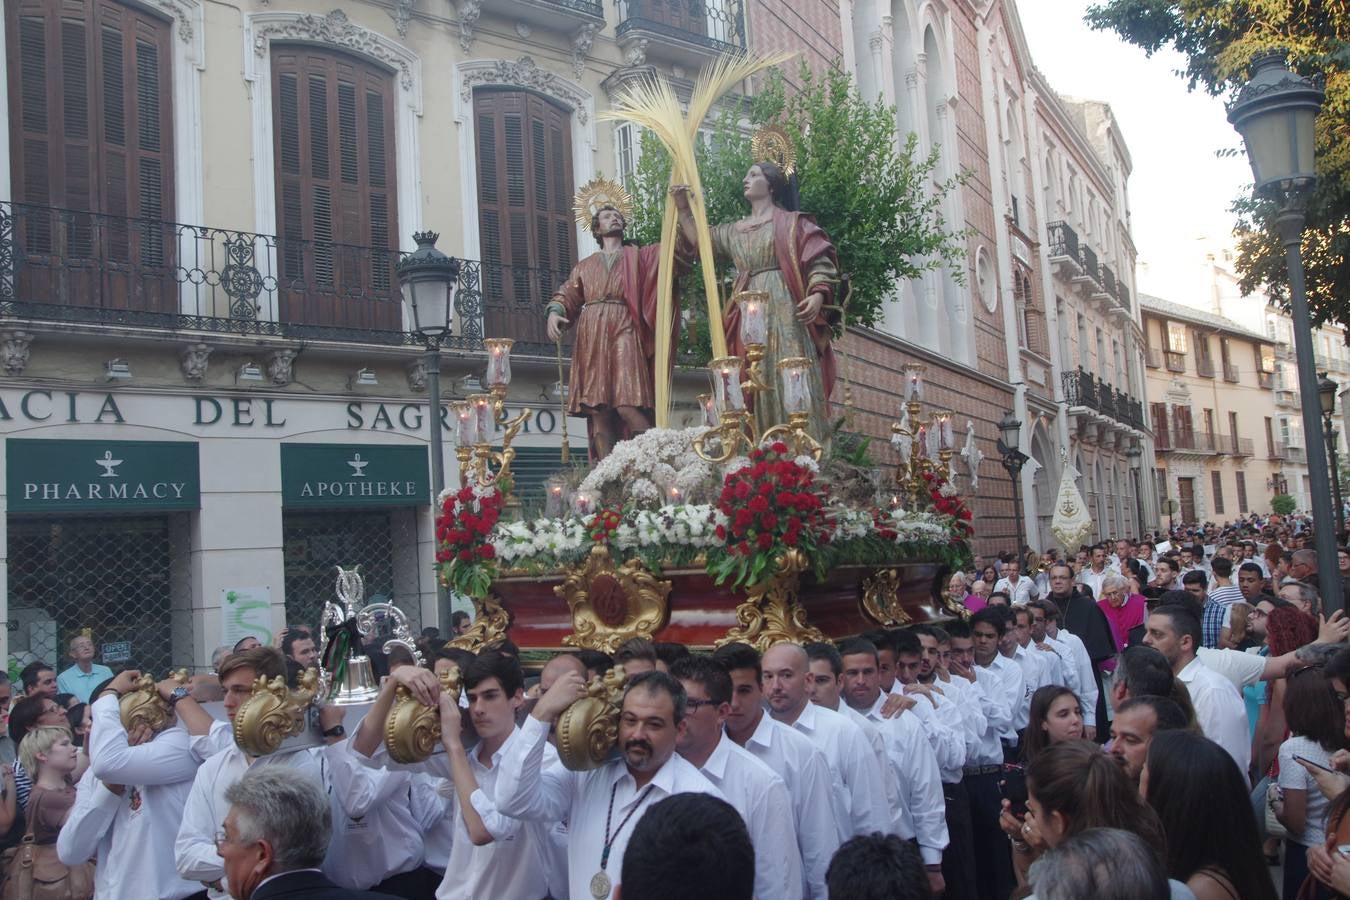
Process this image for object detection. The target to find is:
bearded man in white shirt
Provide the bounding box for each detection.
[492,669,722,900]
[671,655,803,900]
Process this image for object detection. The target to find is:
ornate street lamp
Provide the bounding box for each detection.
[1320,372,1344,538]
[397,231,460,502]
[1228,51,1336,607]
[996,411,1029,570]
[1126,445,1145,538]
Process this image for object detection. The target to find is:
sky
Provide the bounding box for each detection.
[1015,1,1254,304]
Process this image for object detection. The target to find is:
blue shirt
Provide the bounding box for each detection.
[56,663,114,703]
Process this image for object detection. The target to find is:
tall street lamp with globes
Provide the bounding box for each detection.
[1228,51,1338,609]
[1319,372,1344,538]
[997,411,1029,570]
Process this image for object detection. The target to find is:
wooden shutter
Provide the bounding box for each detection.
[1151,403,1169,447]
[7,0,174,308]
[271,46,398,331]
[473,89,575,345]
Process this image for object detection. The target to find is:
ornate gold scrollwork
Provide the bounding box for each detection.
[447,593,513,653]
[555,668,627,771]
[118,669,190,735]
[557,546,673,654]
[384,666,462,764]
[713,549,827,652]
[859,568,911,627]
[936,573,972,621]
[233,669,318,757]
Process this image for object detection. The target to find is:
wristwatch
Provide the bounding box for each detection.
[321,724,346,739]
[167,686,192,707]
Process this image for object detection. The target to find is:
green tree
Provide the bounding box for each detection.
[1271,493,1297,516]
[1084,2,1350,329]
[625,64,969,362]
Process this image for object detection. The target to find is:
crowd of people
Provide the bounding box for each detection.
[3,516,1350,898]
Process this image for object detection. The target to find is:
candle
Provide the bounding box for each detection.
[572,490,596,517]
[698,393,721,428]
[545,477,565,518]
[711,357,746,412]
[469,394,495,442]
[917,426,928,459]
[667,486,683,506]
[451,401,478,446]
[938,414,954,450]
[484,338,514,388]
[738,292,768,347]
[904,366,925,402]
[777,357,812,415]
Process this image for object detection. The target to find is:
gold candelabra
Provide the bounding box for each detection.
[889,364,955,508]
[693,352,822,465]
[449,338,531,493]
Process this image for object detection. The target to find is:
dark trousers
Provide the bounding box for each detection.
[373,866,439,900]
[966,770,1014,900]
[941,779,977,900]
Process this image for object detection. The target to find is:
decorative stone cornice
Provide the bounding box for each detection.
[251,10,415,92]
[460,56,589,124]
[268,349,297,386]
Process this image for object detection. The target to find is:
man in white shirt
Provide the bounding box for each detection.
[1076,544,1118,601]
[994,558,1039,607]
[838,637,948,896]
[1009,606,1065,692]
[1002,608,1051,729]
[58,669,214,899]
[888,630,966,775]
[716,642,839,899]
[174,647,349,900]
[760,642,891,840]
[1143,604,1251,776]
[1030,599,1099,739]
[670,655,803,900]
[492,669,722,900]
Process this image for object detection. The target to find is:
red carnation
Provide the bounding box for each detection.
[715,525,727,540]
[457,549,474,562]
[760,513,778,531]
[757,533,774,550]
[478,544,496,560]
[749,496,769,513]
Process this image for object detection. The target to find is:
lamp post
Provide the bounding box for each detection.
[397,232,460,627]
[1320,372,1345,538]
[1228,51,1337,609]
[1126,445,1145,538]
[996,411,1030,570]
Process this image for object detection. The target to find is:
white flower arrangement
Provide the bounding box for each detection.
[487,504,728,568]
[825,504,873,542]
[577,427,713,507]
[883,507,956,544]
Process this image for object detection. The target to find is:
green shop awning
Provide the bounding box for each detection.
[7,439,200,513]
[281,443,429,508]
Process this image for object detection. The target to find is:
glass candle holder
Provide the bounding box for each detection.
[737,291,769,347]
[711,357,746,412]
[698,393,721,428]
[469,394,495,442]
[572,490,597,518]
[667,485,683,506]
[903,365,925,402]
[777,357,813,415]
[451,401,478,446]
[937,413,954,450]
[545,476,566,518]
[484,338,514,388]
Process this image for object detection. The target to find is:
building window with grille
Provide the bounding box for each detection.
[615,123,642,189]
[271,46,399,331]
[1211,471,1225,515]
[1236,471,1249,512]
[474,89,575,346]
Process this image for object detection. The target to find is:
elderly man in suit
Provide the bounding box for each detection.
[216,768,395,900]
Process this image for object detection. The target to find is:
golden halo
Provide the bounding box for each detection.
[751,124,796,176]
[573,177,634,230]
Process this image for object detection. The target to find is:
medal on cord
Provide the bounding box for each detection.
[590,781,656,899]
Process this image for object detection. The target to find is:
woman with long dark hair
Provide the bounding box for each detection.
[1275,666,1347,898]
[1021,685,1083,764]
[1143,729,1278,900]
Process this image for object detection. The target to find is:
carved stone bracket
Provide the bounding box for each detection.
[714,549,826,652]
[391,0,414,37]
[602,64,658,103]
[406,359,428,392]
[180,342,212,383]
[619,36,649,67]
[456,0,482,51]
[558,546,672,654]
[2,330,32,376]
[571,23,600,80]
[267,348,296,385]
[448,593,513,652]
[859,568,911,627]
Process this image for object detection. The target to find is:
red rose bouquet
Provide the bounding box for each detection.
[921,470,974,539]
[436,483,503,597]
[709,441,827,589]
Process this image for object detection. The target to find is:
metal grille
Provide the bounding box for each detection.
[282,509,422,637]
[6,515,191,675]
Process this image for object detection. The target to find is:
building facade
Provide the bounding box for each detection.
[1141,294,1281,526]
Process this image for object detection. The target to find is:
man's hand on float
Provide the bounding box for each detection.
[532,670,587,723]
[669,184,692,211]
[392,666,442,708]
[547,312,570,343]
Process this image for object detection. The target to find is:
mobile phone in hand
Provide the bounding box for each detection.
[1294,754,1340,775]
[1000,763,1028,817]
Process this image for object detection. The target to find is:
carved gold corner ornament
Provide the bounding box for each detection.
[118,669,189,735]
[555,667,627,771]
[447,593,513,652]
[233,669,318,757]
[859,569,911,627]
[557,546,673,654]
[713,549,827,652]
[384,666,462,764]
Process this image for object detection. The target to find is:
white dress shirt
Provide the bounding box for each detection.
[1077,565,1118,601]
[1051,628,1099,727]
[974,654,1024,752]
[783,701,891,839]
[994,576,1039,606]
[58,697,203,900]
[861,693,949,865]
[1006,647,1046,729]
[1195,646,1268,692]
[492,714,723,900]
[741,711,840,900]
[688,732,803,900]
[325,742,424,890]
[891,685,965,778]
[407,772,454,873]
[1021,641,1067,692]
[1177,656,1251,775]
[839,702,905,836]
[930,674,988,767]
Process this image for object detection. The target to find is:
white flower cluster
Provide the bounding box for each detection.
[578,427,716,507]
[491,517,588,564]
[611,504,728,552]
[882,508,954,544]
[825,505,873,542]
[450,482,498,518]
[938,482,959,498]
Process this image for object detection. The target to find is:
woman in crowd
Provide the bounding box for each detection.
[1254,606,1320,778]
[18,725,78,844]
[999,739,1166,888]
[1143,729,1278,900]
[1021,686,1084,764]
[1275,666,1347,898]
[980,564,999,589]
[1222,602,1256,651]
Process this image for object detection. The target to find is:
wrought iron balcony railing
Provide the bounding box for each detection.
[1080,244,1100,285]
[0,202,565,353]
[1196,357,1215,378]
[1099,264,1117,299]
[1047,221,1080,264]
[1062,368,1145,430]
[616,0,746,52]
[1270,441,1288,460]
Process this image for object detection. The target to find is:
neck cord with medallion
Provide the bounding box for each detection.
[590,780,657,898]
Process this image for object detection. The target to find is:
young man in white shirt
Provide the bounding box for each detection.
[1076,544,1118,602]
[1008,606,1065,692]
[671,655,803,900]
[492,669,722,900]
[1029,599,1099,740]
[716,642,839,900]
[1143,604,1251,775]
[838,638,948,896]
[993,558,1039,607]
